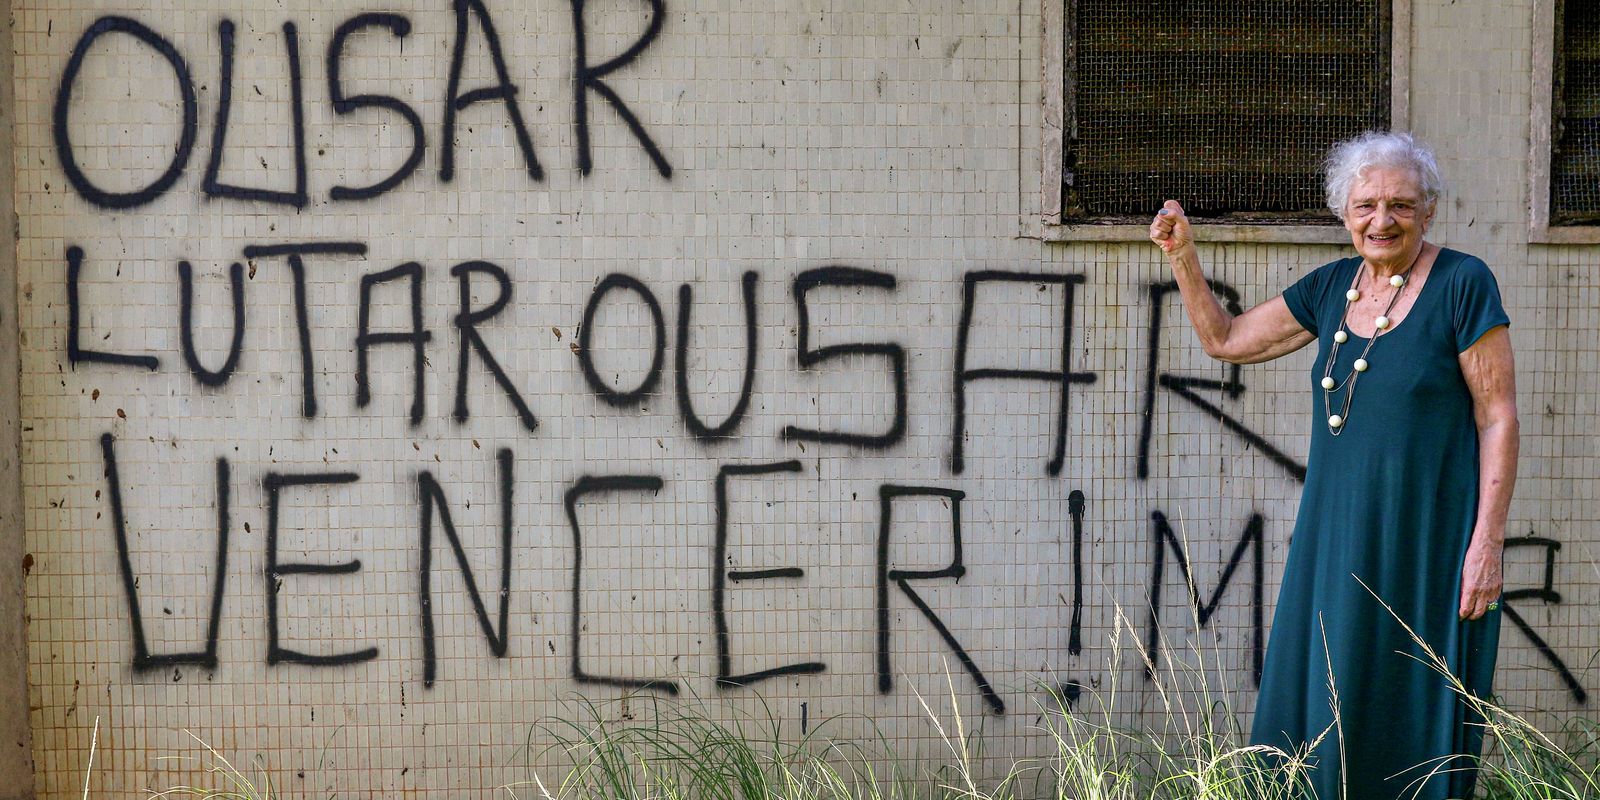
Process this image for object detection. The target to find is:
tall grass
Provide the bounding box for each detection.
[1360,578,1600,800]
[483,576,1595,800]
[502,691,928,800]
[132,652,1597,800]
[495,673,1319,800]
[130,579,1595,800]
[497,597,1324,800]
[146,729,281,800]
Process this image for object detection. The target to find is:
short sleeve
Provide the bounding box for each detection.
[1450,256,1511,352]
[1281,259,1346,337]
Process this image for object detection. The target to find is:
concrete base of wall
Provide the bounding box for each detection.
[0,0,37,792]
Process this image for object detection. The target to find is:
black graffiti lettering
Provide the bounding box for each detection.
[101,433,229,670]
[442,0,543,183]
[54,17,198,209]
[713,461,824,688]
[264,470,374,666]
[1500,605,1586,705]
[781,267,906,449]
[563,474,679,695]
[453,261,537,432]
[418,448,514,688]
[1502,535,1587,703]
[201,20,308,208]
[1138,280,1305,483]
[1144,510,1264,685]
[1054,680,1084,709]
[1067,489,1085,655]
[241,242,369,418]
[1504,535,1563,604]
[578,274,666,407]
[178,261,246,388]
[356,262,432,427]
[67,246,159,371]
[327,13,426,201]
[676,272,757,440]
[570,0,671,177]
[951,270,1096,476]
[876,485,1003,714]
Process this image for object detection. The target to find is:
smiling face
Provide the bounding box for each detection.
[1343,165,1435,273]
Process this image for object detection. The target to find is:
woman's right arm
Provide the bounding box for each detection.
[1149,200,1316,365]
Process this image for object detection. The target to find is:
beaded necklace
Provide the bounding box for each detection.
[1320,254,1421,435]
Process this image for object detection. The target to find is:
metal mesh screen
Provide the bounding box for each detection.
[1065,1,1392,222]
[1554,0,1600,224]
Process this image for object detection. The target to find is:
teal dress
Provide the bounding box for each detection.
[1250,248,1509,800]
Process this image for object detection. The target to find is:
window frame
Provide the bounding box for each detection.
[1033,0,1412,244]
[1530,0,1600,243]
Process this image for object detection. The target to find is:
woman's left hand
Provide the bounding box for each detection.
[1459,537,1504,620]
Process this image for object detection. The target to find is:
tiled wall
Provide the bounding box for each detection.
[10,0,1594,795]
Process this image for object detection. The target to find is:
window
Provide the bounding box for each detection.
[1056,1,1393,225]
[1551,0,1600,225]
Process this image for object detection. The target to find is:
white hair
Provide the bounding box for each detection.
[1323,131,1443,219]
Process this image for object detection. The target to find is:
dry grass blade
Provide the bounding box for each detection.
[147,730,277,800]
[82,716,99,800]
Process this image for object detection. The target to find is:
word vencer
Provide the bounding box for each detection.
[102,434,1020,713]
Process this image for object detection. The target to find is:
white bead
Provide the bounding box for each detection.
[1390,274,1406,288]
[1321,376,1335,390]
[1354,358,1368,372]
[1345,289,1360,302]
[1329,414,1344,428]
[1333,330,1348,343]
[1375,315,1390,329]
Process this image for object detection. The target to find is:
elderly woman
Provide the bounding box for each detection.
[1150,131,1517,800]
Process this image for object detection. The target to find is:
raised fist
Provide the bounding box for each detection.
[1149,200,1193,254]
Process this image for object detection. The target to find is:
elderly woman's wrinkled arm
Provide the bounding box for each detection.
[1458,325,1518,621]
[1149,200,1316,364]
